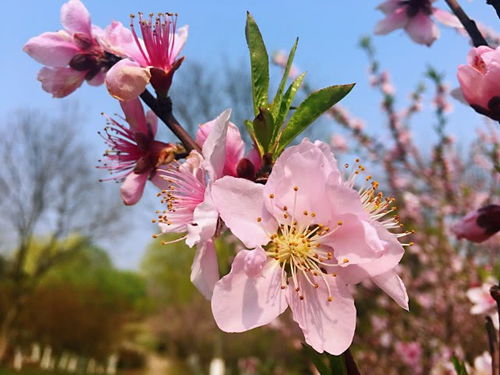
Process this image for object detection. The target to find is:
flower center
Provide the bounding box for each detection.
[402,0,433,17]
[261,186,341,302]
[130,12,178,70]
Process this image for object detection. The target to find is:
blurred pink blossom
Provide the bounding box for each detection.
[452,205,500,243]
[272,50,299,78]
[395,341,422,372]
[466,279,499,329]
[329,134,349,152]
[374,0,461,46]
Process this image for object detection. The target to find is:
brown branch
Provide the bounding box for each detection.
[344,348,362,375]
[490,284,500,375]
[139,89,201,153]
[487,0,500,19]
[486,315,499,375]
[444,0,489,47]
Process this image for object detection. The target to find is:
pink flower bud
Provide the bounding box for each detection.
[452,204,500,243]
[457,46,500,121]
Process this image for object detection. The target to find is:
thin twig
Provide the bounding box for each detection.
[444,0,489,47]
[490,284,500,375]
[139,89,201,153]
[487,0,500,19]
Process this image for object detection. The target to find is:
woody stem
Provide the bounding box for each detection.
[140,89,201,153]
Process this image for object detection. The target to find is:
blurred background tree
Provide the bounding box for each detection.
[0,105,126,361]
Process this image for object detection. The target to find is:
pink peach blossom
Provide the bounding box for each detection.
[471,352,492,375]
[452,204,500,243]
[23,0,121,97]
[155,109,236,299]
[105,13,188,101]
[466,279,499,329]
[210,140,408,354]
[375,0,461,46]
[99,98,177,205]
[395,341,423,373]
[457,46,500,121]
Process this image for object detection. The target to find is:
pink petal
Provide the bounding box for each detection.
[335,222,405,284]
[105,59,151,101]
[211,250,287,332]
[457,65,487,108]
[264,139,342,226]
[374,7,409,35]
[202,109,232,180]
[376,0,400,14]
[432,8,462,29]
[212,176,277,249]
[120,98,148,134]
[87,71,105,86]
[23,31,79,67]
[372,270,409,310]
[172,25,189,60]
[191,239,219,300]
[99,21,147,65]
[37,67,86,98]
[61,0,92,36]
[186,188,218,247]
[405,12,440,46]
[324,214,385,265]
[197,118,245,177]
[246,147,262,171]
[288,276,356,355]
[120,172,148,205]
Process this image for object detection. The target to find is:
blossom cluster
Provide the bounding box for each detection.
[22,0,500,371]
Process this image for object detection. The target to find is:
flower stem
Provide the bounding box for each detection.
[444,0,489,47]
[139,89,201,153]
[344,349,362,375]
[489,284,500,375]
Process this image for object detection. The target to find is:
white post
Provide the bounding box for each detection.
[40,346,52,369]
[209,358,225,375]
[13,348,23,371]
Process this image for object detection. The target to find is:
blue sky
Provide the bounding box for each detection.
[1,1,497,268]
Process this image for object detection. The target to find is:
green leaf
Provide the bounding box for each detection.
[253,107,274,153]
[271,38,299,119]
[271,72,306,150]
[245,12,269,116]
[276,83,355,154]
[451,356,469,375]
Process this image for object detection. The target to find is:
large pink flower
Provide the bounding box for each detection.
[374,0,461,46]
[105,13,188,101]
[210,140,409,354]
[23,0,123,97]
[457,47,500,121]
[99,98,178,205]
